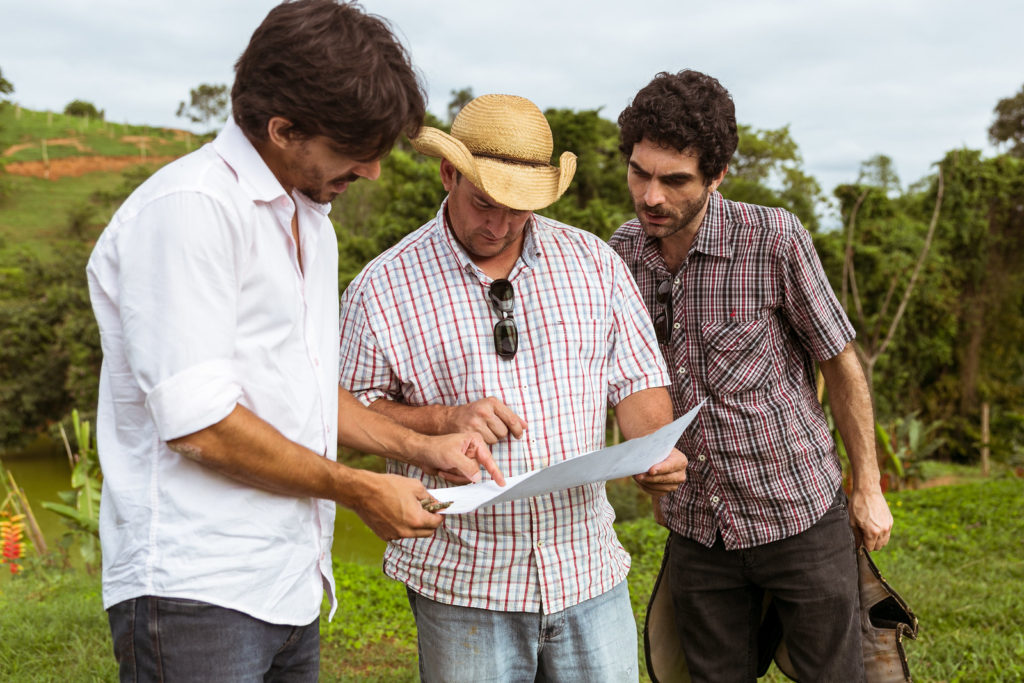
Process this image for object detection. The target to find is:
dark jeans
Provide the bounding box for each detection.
[107,597,320,682]
[668,488,865,683]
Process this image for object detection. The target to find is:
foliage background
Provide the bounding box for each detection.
[7,88,1023,474]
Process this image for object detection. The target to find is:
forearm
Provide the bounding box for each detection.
[365,395,452,436]
[820,343,880,492]
[614,387,674,438]
[168,403,377,510]
[616,387,686,493]
[337,389,430,465]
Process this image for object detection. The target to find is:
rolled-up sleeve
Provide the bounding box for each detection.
[116,191,244,440]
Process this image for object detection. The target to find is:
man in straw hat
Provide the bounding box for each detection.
[338,93,688,681]
[87,2,498,679]
[609,70,894,681]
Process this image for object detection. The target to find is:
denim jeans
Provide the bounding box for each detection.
[107,596,320,682]
[668,488,865,682]
[407,579,639,682]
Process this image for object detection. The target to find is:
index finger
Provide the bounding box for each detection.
[468,438,507,487]
[492,402,527,439]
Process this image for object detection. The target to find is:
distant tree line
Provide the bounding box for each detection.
[1,81,1023,473]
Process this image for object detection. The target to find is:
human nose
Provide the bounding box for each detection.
[355,159,381,181]
[643,180,666,207]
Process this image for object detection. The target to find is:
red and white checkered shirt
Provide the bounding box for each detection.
[609,192,854,550]
[339,200,670,613]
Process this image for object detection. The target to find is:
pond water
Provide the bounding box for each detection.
[2,443,386,568]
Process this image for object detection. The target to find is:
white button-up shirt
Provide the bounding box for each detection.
[87,119,340,625]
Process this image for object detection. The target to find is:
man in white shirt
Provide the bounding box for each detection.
[86,2,500,680]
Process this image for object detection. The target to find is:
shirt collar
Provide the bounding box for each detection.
[211,118,331,217]
[691,191,733,259]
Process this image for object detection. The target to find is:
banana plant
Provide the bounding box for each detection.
[42,410,102,567]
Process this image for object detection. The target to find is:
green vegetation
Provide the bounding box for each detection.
[0,105,194,163]
[63,100,104,120]
[1,78,1024,677]
[41,411,101,568]
[989,82,1024,158]
[175,83,229,133]
[2,477,1022,680]
[4,82,1024,473]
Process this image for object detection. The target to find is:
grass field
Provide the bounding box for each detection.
[1,106,194,162]
[2,476,1022,681]
[0,104,194,261]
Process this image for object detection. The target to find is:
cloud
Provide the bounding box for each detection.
[2,0,1020,203]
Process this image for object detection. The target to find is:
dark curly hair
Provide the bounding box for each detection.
[618,70,738,182]
[232,0,425,161]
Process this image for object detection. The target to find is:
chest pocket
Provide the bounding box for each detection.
[701,318,773,395]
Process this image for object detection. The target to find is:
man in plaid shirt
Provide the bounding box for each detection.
[338,94,687,681]
[609,71,894,681]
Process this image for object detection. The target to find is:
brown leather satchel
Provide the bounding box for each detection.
[644,544,919,682]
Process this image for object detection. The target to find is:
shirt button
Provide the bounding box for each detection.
[698,454,706,462]
[536,540,544,548]
[677,366,688,376]
[711,495,720,504]
[674,278,681,285]
[673,322,681,330]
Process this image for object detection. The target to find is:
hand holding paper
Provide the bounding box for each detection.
[428,401,704,515]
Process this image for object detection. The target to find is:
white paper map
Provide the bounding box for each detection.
[428,400,704,515]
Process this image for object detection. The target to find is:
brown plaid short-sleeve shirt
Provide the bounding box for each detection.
[609,192,855,550]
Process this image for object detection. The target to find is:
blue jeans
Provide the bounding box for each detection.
[107,597,320,682]
[407,580,639,682]
[667,487,864,682]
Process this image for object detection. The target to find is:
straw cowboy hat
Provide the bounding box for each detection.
[410,94,577,211]
[645,545,918,682]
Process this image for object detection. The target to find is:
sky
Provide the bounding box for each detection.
[2,0,1022,214]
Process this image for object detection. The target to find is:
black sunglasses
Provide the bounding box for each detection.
[654,279,673,344]
[488,278,518,360]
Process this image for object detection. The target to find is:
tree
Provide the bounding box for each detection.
[0,246,101,447]
[63,99,104,120]
[857,154,901,195]
[543,107,633,238]
[447,87,474,126]
[176,83,229,132]
[934,151,1024,426]
[0,66,12,98]
[720,124,825,231]
[834,165,945,398]
[332,148,442,290]
[989,83,1024,158]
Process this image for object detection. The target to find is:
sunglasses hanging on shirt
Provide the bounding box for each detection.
[654,279,673,345]
[488,278,518,360]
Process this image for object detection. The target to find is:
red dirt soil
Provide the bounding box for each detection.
[3,155,178,180]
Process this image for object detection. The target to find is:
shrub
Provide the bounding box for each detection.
[63,100,103,120]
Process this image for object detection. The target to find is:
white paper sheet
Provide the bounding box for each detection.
[428,400,705,515]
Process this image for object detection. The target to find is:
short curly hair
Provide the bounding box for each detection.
[618,70,738,183]
[232,0,425,161]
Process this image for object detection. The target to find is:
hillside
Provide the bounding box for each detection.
[0,104,198,250]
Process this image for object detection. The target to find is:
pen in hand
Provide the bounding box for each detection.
[420,499,453,513]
